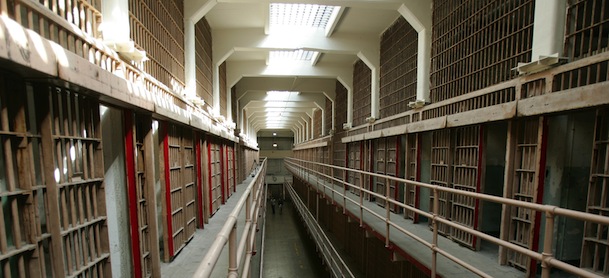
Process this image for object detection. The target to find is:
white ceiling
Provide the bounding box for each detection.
[198,0,419,137]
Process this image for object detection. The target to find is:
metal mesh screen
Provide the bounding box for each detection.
[380,17,418,118]
[430,0,534,102]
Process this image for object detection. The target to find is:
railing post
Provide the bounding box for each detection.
[316,162,321,195]
[385,177,390,247]
[541,209,555,278]
[342,168,347,214]
[228,224,238,278]
[432,187,439,278]
[331,165,335,204]
[316,192,319,220]
[356,173,364,227]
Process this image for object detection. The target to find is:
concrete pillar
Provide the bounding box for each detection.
[100,105,132,277]
[417,30,431,102]
[398,3,432,103]
[213,65,221,114]
[306,118,310,140]
[331,100,335,133]
[311,109,317,138]
[371,67,380,119]
[347,89,353,127]
[531,0,567,61]
[321,108,326,136]
[101,0,130,41]
[227,87,232,122]
[184,21,197,97]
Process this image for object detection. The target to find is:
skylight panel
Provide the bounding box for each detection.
[270,3,338,31]
[269,50,316,64]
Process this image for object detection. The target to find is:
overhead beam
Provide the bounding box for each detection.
[227,60,353,91]
[234,77,336,101]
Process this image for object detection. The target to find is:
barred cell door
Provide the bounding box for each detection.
[450,125,484,250]
[505,118,547,275]
[347,142,362,195]
[405,133,421,222]
[374,138,387,207]
[196,133,206,228]
[226,144,235,195]
[208,141,222,215]
[386,136,400,212]
[42,88,111,276]
[373,137,401,211]
[220,144,227,202]
[0,81,112,277]
[125,113,161,277]
[160,123,196,261]
[581,108,609,275]
[430,129,452,235]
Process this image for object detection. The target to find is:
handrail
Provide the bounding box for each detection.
[284,181,356,278]
[193,158,267,278]
[284,157,609,278]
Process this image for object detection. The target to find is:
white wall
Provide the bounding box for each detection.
[101,105,133,277]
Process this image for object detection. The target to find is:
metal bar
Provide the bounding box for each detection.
[193,159,266,278]
[286,158,609,225]
[432,188,439,278]
[284,157,609,277]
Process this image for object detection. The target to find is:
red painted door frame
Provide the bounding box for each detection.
[124,110,143,278]
[530,118,549,275]
[393,136,400,212]
[196,132,204,229]
[220,143,226,204]
[232,145,237,192]
[344,143,349,190]
[472,125,485,250]
[413,133,422,223]
[207,137,214,215]
[367,140,373,201]
[161,122,174,258]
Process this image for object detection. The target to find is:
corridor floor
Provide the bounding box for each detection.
[262,199,329,278]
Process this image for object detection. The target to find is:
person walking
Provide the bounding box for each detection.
[270,198,276,214]
[278,199,283,214]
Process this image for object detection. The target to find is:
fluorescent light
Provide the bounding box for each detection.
[272,143,278,147]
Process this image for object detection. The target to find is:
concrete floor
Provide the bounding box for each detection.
[262,200,329,278]
[160,171,329,278]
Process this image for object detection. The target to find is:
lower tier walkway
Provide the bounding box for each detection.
[262,198,329,277]
[161,173,260,277]
[160,169,329,277]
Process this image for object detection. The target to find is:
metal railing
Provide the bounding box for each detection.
[284,157,609,278]
[284,181,356,278]
[193,158,267,278]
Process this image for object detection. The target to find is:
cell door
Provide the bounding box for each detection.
[347,141,362,195]
[581,109,609,275]
[125,113,161,277]
[226,144,235,195]
[161,124,196,261]
[373,137,400,211]
[208,141,222,215]
[44,88,111,276]
[450,125,483,250]
[430,129,452,235]
[386,136,400,212]
[374,138,387,206]
[505,118,547,275]
[405,133,421,222]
